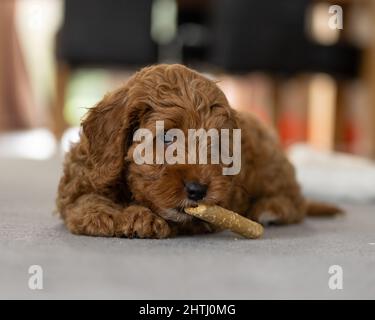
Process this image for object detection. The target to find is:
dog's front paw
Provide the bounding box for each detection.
[115,206,171,239]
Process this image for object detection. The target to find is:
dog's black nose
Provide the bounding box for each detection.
[185,182,207,201]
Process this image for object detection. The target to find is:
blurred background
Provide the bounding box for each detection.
[2,0,375,300]
[1,0,375,175]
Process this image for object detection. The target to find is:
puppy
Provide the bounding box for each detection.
[56,64,339,238]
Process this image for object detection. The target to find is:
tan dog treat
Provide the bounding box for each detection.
[185,204,264,239]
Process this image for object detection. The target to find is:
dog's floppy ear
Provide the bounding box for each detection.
[81,85,140,189]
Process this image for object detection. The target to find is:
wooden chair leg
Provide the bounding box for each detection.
[361,0,375,158]
[333,80,345,152]
[307,73,337,152]
[51,62,70,139]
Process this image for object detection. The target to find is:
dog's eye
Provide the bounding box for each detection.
[163,133,175,145]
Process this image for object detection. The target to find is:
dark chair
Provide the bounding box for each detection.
[53,0,157,137]
[209,0,360,76]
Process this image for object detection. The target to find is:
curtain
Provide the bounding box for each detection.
[0,0,36,131]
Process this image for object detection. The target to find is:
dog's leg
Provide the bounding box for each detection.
[63,194,171,238]
[115,205,171,238]
[246,195,306,225]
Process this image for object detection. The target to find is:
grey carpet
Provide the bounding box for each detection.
[0,157,374,299]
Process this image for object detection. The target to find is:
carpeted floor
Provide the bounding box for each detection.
[0,157,374,299]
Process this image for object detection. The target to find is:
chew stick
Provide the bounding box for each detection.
[185,204,264,239]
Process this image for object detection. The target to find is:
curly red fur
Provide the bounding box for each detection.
[56,64,336,238]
